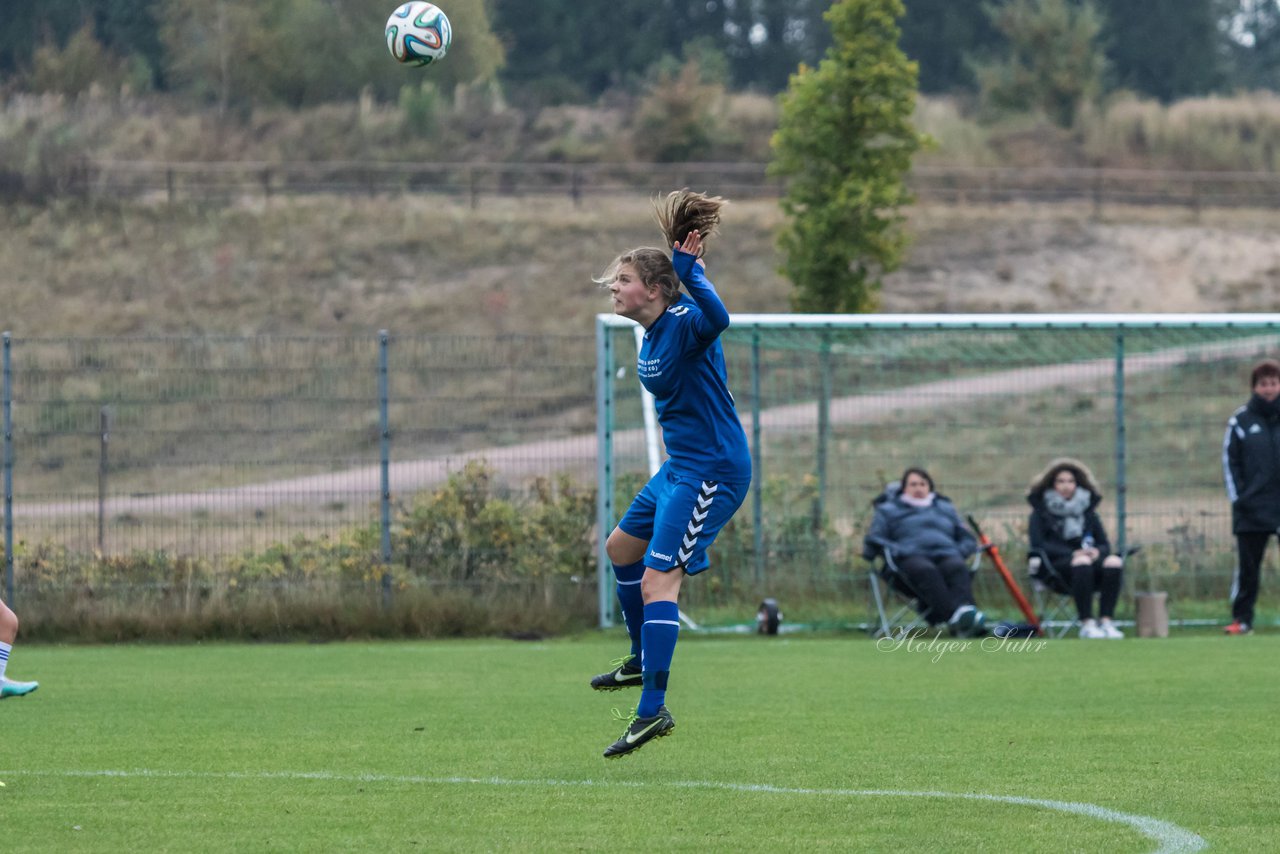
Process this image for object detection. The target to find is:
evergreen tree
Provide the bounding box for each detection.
[155,0,502,110]
[30,22,127,96]
[1096,0,1222,101]
[724,0,832,92]
[972,0,1108,127]
[769,0,924,313]
[0,0,163,88]
[157,0,282,114]
[94,0,166,89]
[491,0,680,102]
[1224,0,1280,90]
[900,0,1002,93]
[489,0,831,101]
[0,0,90,76]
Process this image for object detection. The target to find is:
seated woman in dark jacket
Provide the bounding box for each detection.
[1027,457,1125,639]
[863,467,985,636]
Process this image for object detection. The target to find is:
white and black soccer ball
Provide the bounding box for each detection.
[385,2,452,67]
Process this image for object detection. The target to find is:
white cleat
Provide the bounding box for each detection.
[0,677,39,699]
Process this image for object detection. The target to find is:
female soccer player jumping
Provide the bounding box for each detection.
[592,190,751,758]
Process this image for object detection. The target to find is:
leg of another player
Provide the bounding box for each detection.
[0,599,38,699]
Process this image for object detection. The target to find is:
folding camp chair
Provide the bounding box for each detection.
[867,549,982,639]
[1029,546,1141,638]
[1027,549,1078,639]
[867,551,928,639]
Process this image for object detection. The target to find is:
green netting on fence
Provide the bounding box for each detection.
[596,315,1280,630]
[4,317,1280,634]
[2,333,596,608]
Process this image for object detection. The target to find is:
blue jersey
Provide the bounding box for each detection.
[636,250,752,483]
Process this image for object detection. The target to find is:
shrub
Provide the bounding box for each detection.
[6,459,598,641]
[398,81,443,138]
[30,24,128,99]
[631,59,727,163]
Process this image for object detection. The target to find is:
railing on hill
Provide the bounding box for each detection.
[70,160,1280,213]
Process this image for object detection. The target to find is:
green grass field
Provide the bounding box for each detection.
[2,632,1276,852]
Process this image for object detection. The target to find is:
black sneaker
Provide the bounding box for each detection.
[603,706,675,759]
[590,655,642,691]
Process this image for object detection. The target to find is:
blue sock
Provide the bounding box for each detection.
[613,561,646,661]
[638,600,680,717]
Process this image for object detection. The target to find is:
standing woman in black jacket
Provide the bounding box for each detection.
[1028,458,1125,639]
[1222,359,1280,635]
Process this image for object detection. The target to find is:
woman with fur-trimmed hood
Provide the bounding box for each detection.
[1027,458,1125,639]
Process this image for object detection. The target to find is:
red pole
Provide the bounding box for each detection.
[968,516,1043,636]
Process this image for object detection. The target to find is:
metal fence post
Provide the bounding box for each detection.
[379,330,392,610]
[595,318,615,628]
[751,329,764,585]
[1114,329,1127,559]
[813,332,831,536]
[3,332,13,605]
[98,406,111,553]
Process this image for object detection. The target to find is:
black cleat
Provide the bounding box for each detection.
[590,655,642,691]
[603,706,675,759]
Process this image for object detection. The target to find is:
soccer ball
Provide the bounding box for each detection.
[385,2,452,66]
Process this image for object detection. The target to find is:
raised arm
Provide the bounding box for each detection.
[671,231,729,338]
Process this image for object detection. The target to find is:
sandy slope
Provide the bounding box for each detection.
[881,205,1280,314]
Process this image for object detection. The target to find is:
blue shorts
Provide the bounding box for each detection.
[617,462,749,575]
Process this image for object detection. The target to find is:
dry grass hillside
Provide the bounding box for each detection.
[1,195,1278,337]
[6,90,1280,333]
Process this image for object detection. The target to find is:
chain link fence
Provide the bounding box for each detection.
[4,317,1279,635]
[597,315,1280,630]
[2,332,598,635]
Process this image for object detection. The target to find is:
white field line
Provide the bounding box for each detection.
[10,333,1275,520]
[0,768,1207,853]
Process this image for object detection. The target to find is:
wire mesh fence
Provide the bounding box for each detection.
[597,315,1280,631]
[4,317,1279,635]
[1,332,598,626]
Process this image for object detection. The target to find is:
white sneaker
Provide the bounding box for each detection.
[1078,619,1106,639]
[1099,619,1124,639]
